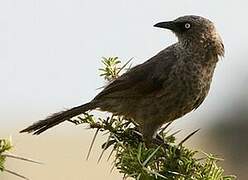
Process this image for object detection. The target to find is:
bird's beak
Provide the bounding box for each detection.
[153,21,176,31]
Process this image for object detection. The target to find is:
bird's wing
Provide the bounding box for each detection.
[94,48,176,100]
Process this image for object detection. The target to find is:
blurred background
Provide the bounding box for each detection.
[0,0,247,179]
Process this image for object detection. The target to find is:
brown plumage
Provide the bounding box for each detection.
[20,15,224,143]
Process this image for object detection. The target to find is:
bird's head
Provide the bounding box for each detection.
[154,15,224,57]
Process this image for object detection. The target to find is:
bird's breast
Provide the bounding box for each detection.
[165,60,216,115]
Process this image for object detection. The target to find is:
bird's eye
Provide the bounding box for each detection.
[184,23,191,29]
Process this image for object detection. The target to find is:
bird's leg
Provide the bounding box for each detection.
[139,122,166,147]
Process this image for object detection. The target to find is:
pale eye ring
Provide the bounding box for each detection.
[185,23,191,29]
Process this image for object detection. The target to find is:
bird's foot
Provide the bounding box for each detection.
[143,134,168,148]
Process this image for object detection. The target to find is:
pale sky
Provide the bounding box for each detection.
[1,0,248,130]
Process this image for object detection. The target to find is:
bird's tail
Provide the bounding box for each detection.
[20,102,96,135]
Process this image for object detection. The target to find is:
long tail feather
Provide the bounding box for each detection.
[20,102,96,135]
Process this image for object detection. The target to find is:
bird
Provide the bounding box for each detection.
[20,15,224,144]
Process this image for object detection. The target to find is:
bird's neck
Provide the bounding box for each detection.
[179,37,224,63]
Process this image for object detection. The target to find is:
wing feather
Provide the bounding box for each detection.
[94,47,176,100]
